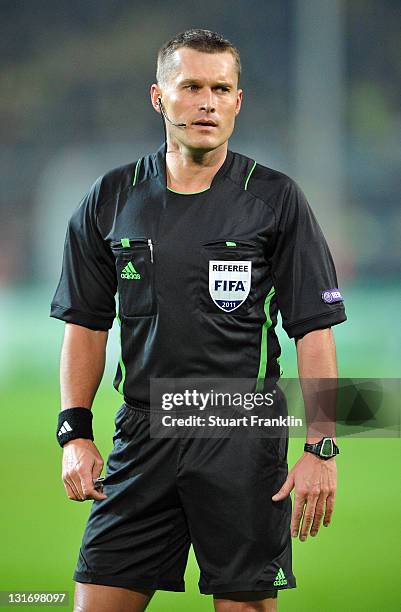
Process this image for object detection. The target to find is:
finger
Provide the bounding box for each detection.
[63,475,81,500]
[272,474,294,501]
[68,475,85,501]
[310,495,326,536]
[92,459,104,481]
[299,495,318,541]
[64,479,80,502]
[81,475,107,501]
[323,492,336,526]
[291,493,306,537]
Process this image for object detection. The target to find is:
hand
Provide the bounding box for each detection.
[272,452,336,541]
[62,438,107,502]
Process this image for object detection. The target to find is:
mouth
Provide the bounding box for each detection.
[192,119,218,128]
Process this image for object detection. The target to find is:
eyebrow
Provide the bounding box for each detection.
[179,78,233,88]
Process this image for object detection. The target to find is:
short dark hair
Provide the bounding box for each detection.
[156,29,241,87]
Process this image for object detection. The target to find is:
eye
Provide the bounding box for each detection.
[216,86,230,92]
[186,84,199,92]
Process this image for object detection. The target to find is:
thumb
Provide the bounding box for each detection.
[272,474,294,501]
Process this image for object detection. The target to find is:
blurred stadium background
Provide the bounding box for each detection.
[0,1,400,610]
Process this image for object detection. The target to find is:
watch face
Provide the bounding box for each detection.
[321,438,334,457]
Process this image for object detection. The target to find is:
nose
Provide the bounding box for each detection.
[199,89,216,113]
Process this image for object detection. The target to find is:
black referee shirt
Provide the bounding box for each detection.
[50,143,347,406]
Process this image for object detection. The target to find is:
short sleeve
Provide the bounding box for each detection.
[271,181,347,338]
[50,178,117,331]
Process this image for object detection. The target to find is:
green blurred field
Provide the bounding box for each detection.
[0,282,400,611]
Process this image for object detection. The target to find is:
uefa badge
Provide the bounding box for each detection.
[209,260,252,312]
[321,288,343,304]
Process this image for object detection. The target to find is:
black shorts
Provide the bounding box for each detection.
[73,403,296,595]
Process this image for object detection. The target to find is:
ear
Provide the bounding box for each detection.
[235,89,243,116]
[150,84,162,113]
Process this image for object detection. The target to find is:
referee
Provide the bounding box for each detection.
[51,30,346,612]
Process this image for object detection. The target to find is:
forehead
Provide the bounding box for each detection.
[168,47,237,84]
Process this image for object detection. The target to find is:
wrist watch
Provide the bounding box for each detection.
[304,437,340,460]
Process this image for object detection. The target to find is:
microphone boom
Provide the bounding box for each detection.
[158,98,186,128]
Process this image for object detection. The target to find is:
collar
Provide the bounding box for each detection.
[154,142,234,190]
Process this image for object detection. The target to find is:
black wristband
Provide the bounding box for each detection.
[57,407,94,448]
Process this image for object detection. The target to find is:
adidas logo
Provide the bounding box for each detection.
[273,567,288,586]
[121,262,141,280]
[58,421,72,436]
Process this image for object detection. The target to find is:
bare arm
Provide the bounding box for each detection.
[295,327,337,377]
[60,322,108,408]
[272,328,338,541]
[60,323,109,502]
[295,327,338,443]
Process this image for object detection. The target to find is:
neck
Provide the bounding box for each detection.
[165,137,228,193]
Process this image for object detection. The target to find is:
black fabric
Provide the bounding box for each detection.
[51,176,119,331]
[268,180,346,338]
[57,407,94,447]
[50,143,347,406]
[73,403,296,594]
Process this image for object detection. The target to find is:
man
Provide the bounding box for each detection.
[51,29,346,612]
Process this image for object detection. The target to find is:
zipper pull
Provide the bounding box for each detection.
[148,238,154,263]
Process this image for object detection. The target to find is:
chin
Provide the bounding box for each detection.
[186,134,225,152]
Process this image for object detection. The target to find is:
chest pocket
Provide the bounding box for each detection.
[111,238,156,316]
[199,239,261,315]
